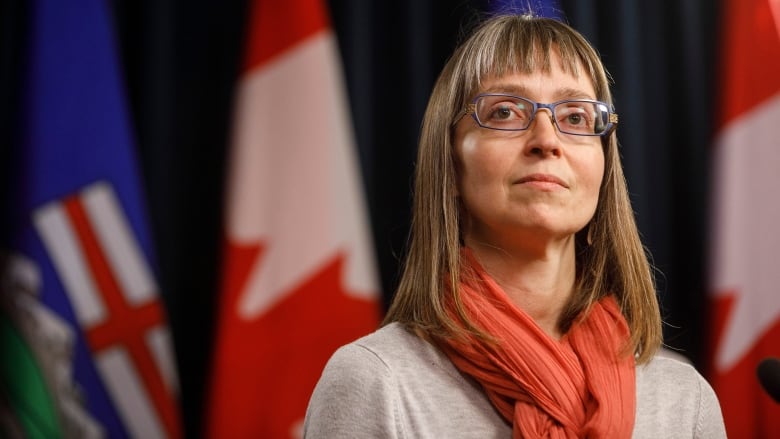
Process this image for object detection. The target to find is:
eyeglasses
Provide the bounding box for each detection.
[456,93,618,137]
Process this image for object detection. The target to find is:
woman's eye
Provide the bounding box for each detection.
[475,97,532,127]
[493,106,514,120]
[487,101,527,121]
[558,107,593,128]
[566,113,584,125]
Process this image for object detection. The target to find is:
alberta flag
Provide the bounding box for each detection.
[205,0,382,437]
[0,1,181,438]
[708,0,780,436]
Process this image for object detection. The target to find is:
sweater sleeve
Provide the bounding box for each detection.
[304,343,402,439]
[694,373,727,439]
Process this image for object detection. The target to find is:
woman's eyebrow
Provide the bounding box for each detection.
[480,84,595,101]
[554,87,595,100]
[481,83,532,96]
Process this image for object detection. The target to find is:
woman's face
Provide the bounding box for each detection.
[453,52,605,250]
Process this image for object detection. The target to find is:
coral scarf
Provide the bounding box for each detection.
[440,249,636,438]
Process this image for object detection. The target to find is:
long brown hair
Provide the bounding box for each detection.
[383,15,662,363]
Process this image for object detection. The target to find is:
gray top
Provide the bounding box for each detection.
[304,323,727,438]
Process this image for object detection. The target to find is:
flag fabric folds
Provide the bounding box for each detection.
[205,0,381,437]
[708,0,780,436]
[0,1,181,438]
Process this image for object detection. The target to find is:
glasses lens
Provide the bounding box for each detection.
[554,101,610,135]
[475,95,534,130]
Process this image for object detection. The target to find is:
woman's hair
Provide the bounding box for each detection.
[382,14,662,363]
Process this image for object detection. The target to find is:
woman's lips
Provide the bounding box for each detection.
[515,173,568,188]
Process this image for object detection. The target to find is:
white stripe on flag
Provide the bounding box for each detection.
[81,182,158,306]
[33,202,106,326]
[147,326,179,395]
[229,32,379,319]
[711,93,780,369]
[96,347,166,439]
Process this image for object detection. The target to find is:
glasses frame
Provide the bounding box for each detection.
[455,93,619,137]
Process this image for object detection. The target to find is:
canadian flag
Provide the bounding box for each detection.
[708,0,780,436]
[205,0,381,437]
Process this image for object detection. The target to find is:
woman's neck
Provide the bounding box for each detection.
[466,236,576,339]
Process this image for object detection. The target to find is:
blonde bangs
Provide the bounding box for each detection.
[454,16,608,109]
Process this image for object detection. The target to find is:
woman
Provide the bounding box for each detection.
[304,15,726,438]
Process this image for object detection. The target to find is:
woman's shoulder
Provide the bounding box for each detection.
[636,350,715,396]
[303,324,419,437]
[305,323,508,438]
[315,324,419,391]
[349,321,427,353]
[322,322,452,380]
[634,351,726,438]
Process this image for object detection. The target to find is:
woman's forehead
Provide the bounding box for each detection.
[472,65,597,101]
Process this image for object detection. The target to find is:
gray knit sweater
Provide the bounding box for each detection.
[304,323,726,438]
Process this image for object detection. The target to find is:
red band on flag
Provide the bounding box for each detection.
[242,0,329,72]
[717,0,780,128]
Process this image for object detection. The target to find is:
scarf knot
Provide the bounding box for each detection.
[440,249,636,438]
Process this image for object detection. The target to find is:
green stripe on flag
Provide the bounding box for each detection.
[0,315,62,438]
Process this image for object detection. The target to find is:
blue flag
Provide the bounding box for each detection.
[1,0,181,438]
[489,0,564,20]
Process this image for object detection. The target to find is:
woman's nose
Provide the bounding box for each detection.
[524,109,562,157]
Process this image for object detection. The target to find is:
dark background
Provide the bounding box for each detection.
[2,1,720,437]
